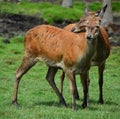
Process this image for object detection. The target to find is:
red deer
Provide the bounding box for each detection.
[60,5,110,104]
[12,5,107,110]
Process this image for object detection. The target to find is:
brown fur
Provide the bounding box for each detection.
[25,25,89,68]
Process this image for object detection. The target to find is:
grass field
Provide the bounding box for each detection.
[0,35,120,119]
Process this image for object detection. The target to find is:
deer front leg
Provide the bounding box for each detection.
[60,71,79,100]
[66,70,77,110]
[98,63,105,104]
[80,72,89,108]
[46,67,67,107]
[73,73,80,100]
[60,70,65,95]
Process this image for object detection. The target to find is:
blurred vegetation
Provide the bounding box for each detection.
[0,1,120,23]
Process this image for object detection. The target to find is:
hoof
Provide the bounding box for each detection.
[98,99,104,104]
[12,100,19,106]
[59,100,67,107]
[81,102,87,109]
[75,95,80,100]
[72,103,77,111]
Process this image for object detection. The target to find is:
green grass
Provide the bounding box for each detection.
[0,1,120,23]
[0,36,120,119]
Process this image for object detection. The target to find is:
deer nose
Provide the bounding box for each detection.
[87,34,92,40]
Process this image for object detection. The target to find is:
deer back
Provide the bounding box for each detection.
[24,25,90,70]
[93,26,110,63]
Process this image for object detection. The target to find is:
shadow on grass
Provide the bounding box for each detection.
[105,100,119,106]
[89,99,119,106]
[86,99,120,112]
[33,97,120,107]
[33,100,83,110]
[34,101,66,108]
[11,98,119,111]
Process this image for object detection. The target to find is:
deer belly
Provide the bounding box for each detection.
[37,57,65,69]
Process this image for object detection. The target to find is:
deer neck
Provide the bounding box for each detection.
[75,36,98,74]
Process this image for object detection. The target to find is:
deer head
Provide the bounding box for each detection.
[71,5,107,40]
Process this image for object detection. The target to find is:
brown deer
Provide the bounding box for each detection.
[12,5,107,110]
[60,5,110,104]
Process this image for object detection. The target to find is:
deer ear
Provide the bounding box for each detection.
[84,4,89,16]
[95,4,107,18]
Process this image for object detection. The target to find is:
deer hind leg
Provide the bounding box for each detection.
[98,63,105,104]
[80,72,89,108]
[12,55,37,106]
[46,67,67,107]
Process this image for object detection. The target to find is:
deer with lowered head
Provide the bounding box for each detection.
[60,5,110,104]
[12,5,107,110]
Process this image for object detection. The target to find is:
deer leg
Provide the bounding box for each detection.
[98,63,105,104]
[60,71,79,100]
[80,72,89,108]
[73,73,80,100]
[12,55,37,106]
[66,70,77,110]
[86,72,90,103]
[60,70,65,95]
[46,67,67,107]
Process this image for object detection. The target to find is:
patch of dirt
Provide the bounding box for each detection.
[0,13,45,38]
[0,13,71,39]
[0,13,120,46]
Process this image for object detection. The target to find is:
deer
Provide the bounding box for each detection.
[12,5,107,110]
[59,11,97,101]
[60,5,110,104]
